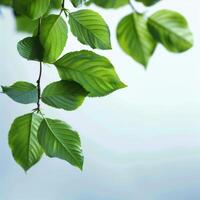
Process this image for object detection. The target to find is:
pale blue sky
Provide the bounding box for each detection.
[0,0,200,199]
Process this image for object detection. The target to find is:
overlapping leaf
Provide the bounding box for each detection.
[9,113,43,171]
[1,82,38,104]
[54,50,126,97]
[38,118,83,170]
[14,0,50,20]
[17,37,43,61]
[40,14,68,63]
[69,9,111,49]
[117,13,156,67]
[15,16,38,33]
[42,80,88,111]
[148,10,193,52]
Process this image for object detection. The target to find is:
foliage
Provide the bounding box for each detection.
[0,0,193,171]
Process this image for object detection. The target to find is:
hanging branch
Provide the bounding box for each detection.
[36,17,42,112]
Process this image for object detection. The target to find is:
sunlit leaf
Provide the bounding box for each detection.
[38,118,83,170]
[40,14,68,63]
[54,50,126,97]
[117,13,156,67]
[69,9,111,49]
[9,113,43,171]
[148,10,193,52]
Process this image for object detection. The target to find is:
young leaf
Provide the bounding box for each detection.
[9,113,43,171]
[135,0,161,6]
[40,14,68,63]
[38,118,84,170]
[42,80,88,111]
[69,9,111,50]
[117,13,156,67]
[54,50,126,97]
[14,0,50,20]
[88,0,129,8]
[147,10,193,52]
[17,37,43,61]
[1,82,38,104]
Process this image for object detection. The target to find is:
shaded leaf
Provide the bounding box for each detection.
[17,37,43,61]
[70,0,86,7]
[38,118,83,170]
[42,80,88,111]
[14,0,50,20]
[0,0,12,6]
[54,50,126,97]
[135,0,161,6]
[147,10,193,52]
[9,113,43,171]
[2,81,38,104]
[69,9,111,49]
[117,13,156,67]
[50,0,62,9]
[87,0,129,8]
[15,16,38,34]
[40,14,68,63]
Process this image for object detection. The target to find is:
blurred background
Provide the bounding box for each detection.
[0,0,200,199]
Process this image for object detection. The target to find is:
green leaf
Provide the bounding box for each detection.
[54,50,126,97]
[69,9,111,50]
[38,118,83,170]
[17,37,43,61]
[70,0,86,7]
[15,16,38,34]
[117,13,156,67]
[9,113,43,171]
[147,10,193,52]
[0,0,12,6]
[135,0,161,6]
[1,82,38,104]
[40,14,68,63]
[14,0,50,20]
[50,0,62,9]
[88,0,129,8]
[42,80,88,111]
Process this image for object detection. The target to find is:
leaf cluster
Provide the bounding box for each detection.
[0,0,194,171]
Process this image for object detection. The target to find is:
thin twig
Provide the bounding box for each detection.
[62,0,65,9]
[36,18,42,112]
[36,61,42,111]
